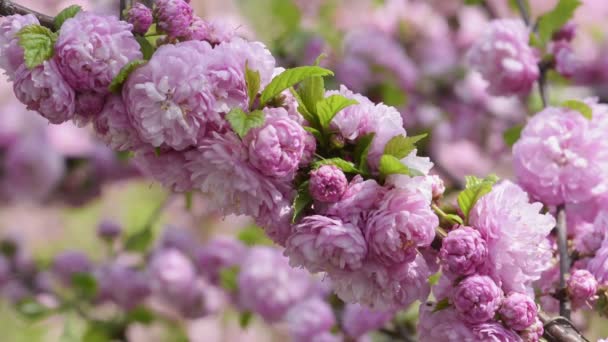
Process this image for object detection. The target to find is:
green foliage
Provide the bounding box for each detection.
[353,133,375,174]
[316,95,358,130]
[433,298,451,313]
[126,306,155,324]
[299,76,325,118]
[184,192,193,211]
[433,205,464,226]
[226,108,265,138]
[457,175,499,224]
[16,299,49,321]
[16,25,57,69]
[313,158,359,173]
[71,272,98,299]
[239,311,253,328]
[260,66,333,106]
[292,181,312,223]
[503,125,524,147]
[537,0,581,45]
[108,60,146,93]
[54,5,82,30]
[81,323,111,342]
[124,226,154,252]
[378,155,413,178]
[237,225,273,246]
[136,36,155,60]
[219,266,240,292]
[236,0,301,46]
[383,134,427,159]
[562,99,592,120]
[245,62,261,109]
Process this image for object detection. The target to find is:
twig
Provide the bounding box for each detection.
[556,205,571,319]
[515,0,531,26]
[0,0,54,29]
[539,311,589,342]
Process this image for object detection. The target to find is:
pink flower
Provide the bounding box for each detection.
[285,215,367,272]
[245,107,306,178]
[154,0,193,38]
[93,95,142,151]
[124,41,216,150]
[186,132,292,218]
[196,236,246,285]
[452,275,503,324]
[132,147,194,193]
[418,305,475,342]
[588,237,608,284]
[73,91,106,126]
[285,297,335,342]
[472,322,522,342]
[469,181,555,293]
[0,14,39,79]
[342,304,394,338]
[365,188,437,266]
[551,40,578,77]
[520,318,544,342]
[467,19,539,96]
[55,12,142,93]
[127,3,153,35]
[498,292,538,331]
[309,165,348,202]
[567,269,598,306]
[513,102,608,205]
[13,61,75,124]
[323,175,385,227]
[327,85,376,141]
[439,226,488,278]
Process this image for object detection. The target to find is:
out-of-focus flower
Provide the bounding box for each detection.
[126,3,153,35]
[0,14,39,79]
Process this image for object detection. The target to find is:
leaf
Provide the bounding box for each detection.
[378,82,408,107]
[428,272,441,285]
[303,126,323,141]
[464,0,483,4]
[313,158,359,173]
[457,175,499,224]
[503,125,523,147]
[383,134,428,159]
[126,306,155,324]
[136,36,155,60]
[298,75,325,116]
[237,225,272,246]
[260,66,333,106]
[292,181,312,223]
[219,266,240,292]
[537,0,581,45]
[239,311,253,328]
[184,192,193,211]
[353,133,375,174]
[316,95,358,130]
[16,25,56,69]
[226,108,266,138]
[245,61,261,109]
[124,227,153,252]
[432,298,451,313]
[378,155,413,177]
[562,99,592,120]
[71,272,98,299]
[433,205,464,225]
[108,60,146,93]
[54,5,82,30]
[16,298,49,320]
[290,87,317,125]
[81,324,111,342]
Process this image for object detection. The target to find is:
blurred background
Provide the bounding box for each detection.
[2,0,608,340]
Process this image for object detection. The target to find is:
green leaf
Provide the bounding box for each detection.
[316,95,358,130]
[353,133,375,174]
[290,88,317,125]
[136,36,155,60]
[537,0,581,45]
[299,76,325,116]
[508,0,530,13]
[54,5,82,30]
[503,125,523,147]
[433,205,464,226]
[457,175,499,224]
[108,60,146,93]
[464,0,483,4]
[292,181,312,223]
[16,25,56,69]
[303,126,323,141]
[428,272,441,285]
[184,192,193,211]
[239,311,253,328]
[378,155,412,177]
[226,108,266,138]
[237,225,272,246]
[562,99,592,120]
[378,82,408,107]
[383,134,428,159]
[126,306,155,324]
[71,272,98,299]
[313,158,359,173]
[433,298,451,313]
[260,66,333,106]
[81,324,111,342]
[124,227,153,252]
[219,266,240,292]
[245,61,261,109]
[16,298,49,320]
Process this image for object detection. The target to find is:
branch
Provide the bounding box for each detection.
[539,311,589,342]
[556,205,571,319]
[0,0,54,29]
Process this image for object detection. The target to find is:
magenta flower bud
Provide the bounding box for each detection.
[285,297,335,342]
[467,19,539,96]
[127,3,153,35]
[52,251,92,284]
[342,304,393,338]
[430,174,445,200]
[472,322,522,342]
[13,61,75,124]
[551,40,578,78]
[521,318,544,342]
[309,165,348,203]
[439,226,488,277]
[567,269,598,304]
[0,14,39,79]
[97,263,150,310]
[154,0,193,38]
[97,220,122,240]
[245,107,306,178]
[149,248,196,297]
[55,12,142,94]
[285,215,367,272]
[553,22,576,42]
[498,292,538,331]
[453,275,503,324]
[186,16,209,41]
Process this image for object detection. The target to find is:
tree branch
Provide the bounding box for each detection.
[0,0,54,29]
[539,311,589,342]
[556,205,572,319]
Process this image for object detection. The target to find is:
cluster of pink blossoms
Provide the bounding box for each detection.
[0,1,440,311]
[418,181,555,342]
